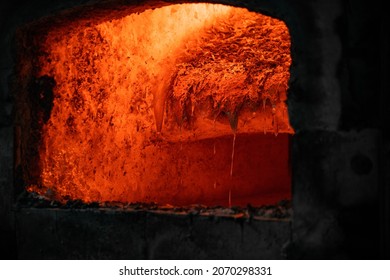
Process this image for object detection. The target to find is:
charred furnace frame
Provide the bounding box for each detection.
[0,0,389,259]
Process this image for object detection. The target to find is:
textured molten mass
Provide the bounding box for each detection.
[24,3,293,206]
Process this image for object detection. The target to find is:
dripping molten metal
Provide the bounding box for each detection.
[25,3,294,207]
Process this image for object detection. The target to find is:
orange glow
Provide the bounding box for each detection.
[25,3,293,206]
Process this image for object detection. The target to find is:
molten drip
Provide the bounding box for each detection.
[24,3,293,206]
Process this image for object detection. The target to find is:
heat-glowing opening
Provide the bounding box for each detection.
[20,3,293,207]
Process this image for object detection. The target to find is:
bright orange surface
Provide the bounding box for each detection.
[27,4,293,206]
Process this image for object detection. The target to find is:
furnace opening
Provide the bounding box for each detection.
[16,3,293,208]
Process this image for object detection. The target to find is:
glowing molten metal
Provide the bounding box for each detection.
[23,3,293,206]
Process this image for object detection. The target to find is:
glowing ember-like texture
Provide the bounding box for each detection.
[24,3,293,206]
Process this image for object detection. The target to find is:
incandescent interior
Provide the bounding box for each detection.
[18,3,294,207]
